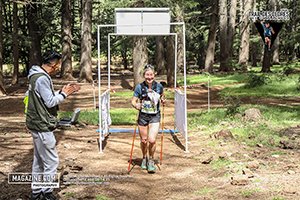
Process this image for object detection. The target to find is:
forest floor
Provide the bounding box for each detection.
[0,72,300,200]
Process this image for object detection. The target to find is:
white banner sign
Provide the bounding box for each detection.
[175,89,187,138]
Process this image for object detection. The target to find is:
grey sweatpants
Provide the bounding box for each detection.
[31,131,59,194]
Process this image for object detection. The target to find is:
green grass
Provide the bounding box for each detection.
[270,151,286,156]
[178,63,298,87]
[111,90,133,98]
[95,194,110,200]
[194,187,216,196]
[210,158,233,170]
[271,197,285,200]
[178,73,248,86]
[188,104,300,146]
[240,188,260,198]
[221,74,299,98]
[64,192,75,198]
[110,108,137,125]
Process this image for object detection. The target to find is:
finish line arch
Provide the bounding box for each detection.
[96,8,188,153]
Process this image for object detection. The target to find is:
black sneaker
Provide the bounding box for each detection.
[43,192,57,200]
[30,192,44,200]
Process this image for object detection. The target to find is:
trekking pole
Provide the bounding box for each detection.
[160,103,165,165]
[128,112,139,173]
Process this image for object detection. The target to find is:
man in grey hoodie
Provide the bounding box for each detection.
[26,50,79,200]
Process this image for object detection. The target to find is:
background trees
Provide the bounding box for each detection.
[0,0,299,91]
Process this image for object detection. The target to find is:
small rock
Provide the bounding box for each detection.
[243,154,250,159]
[283,187,297,195]
[234,113,243,119]
[290,134,297,140]
[243,108,262,121]
[271,154,280,158]
[242,168,254,178]
[256,143,263,148]
[220,141,227,146]
[70,165,83,172]
[220,121,228,125]
[78,150,83,154]
[219,152,230,159]
[287,170,296,175]
[246,161,260,170]
[231,175,249,186]
[213,130,234,140]
[201,156,213,164]
[253,150,261,155]
[279,140,295,149]
[63,143,70,149]
[65,158,76,167]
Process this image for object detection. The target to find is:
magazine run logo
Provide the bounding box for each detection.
[249,9,290,21]
[8,173,60,189]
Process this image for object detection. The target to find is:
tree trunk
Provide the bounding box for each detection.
[166,36,175,87]
[261,0,277,71]
[219,0,230,72]
[0,0,3,72]
[12,2,19,85]
[0,0,4,95]
[174,4,184,72]
[27,4,41,66]
[228,0,237,57]
[133,36,148,87]
[61,0,74,80]
[155,36,166,75]
[272,36,280,64]
[238,0,252,71]
[270,0,280,64]
[204,0,218,72]
[0,72,6,95]
[262,48,272,72]
[121,41,129,70]
[8,2,13,33]
[3,1,9,33]
[79,0,93,83]
[251,39,259,67]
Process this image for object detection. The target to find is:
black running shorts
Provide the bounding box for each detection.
[138,111,161,126]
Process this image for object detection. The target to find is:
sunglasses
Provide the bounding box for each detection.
[144,64,154,70]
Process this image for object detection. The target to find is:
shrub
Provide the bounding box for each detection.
[222,96,241,116]
[245,73,270,88]
[282,66,295,76]
[297,76,300,91]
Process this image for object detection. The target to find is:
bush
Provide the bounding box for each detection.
[297,76,300,91]
[282,66,295,76]
[245,73,270,88]
[222,96,241,116]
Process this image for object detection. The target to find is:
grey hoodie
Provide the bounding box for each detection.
[28,65,66,108]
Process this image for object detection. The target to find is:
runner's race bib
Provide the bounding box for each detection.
[141,100,158,114]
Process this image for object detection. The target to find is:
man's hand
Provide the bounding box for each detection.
[62,83,80,96]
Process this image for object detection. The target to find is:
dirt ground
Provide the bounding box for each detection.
[0,74,300,200]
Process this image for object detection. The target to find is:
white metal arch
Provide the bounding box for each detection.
[97,22,188,153]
